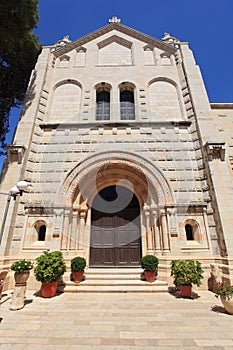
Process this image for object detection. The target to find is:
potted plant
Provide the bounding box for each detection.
[170,259,204,298]
[11,259,33,285]
[213,281,233,314]
[71,256,86,283]
[10,259,33,310]
[141,255,159,282]
[34,251,66,298]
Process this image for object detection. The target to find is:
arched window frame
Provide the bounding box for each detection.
[119,82,135,120]
[33,221,47,242]
[95,82,111,120]
[184,220,200,242]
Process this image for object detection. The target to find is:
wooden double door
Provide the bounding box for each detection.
[90,186,142,267]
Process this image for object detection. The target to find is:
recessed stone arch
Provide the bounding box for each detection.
[49,79,82,121]
[118,81,136,91]
[62,150,174,209]
[95,82,112,93]
[53,79,82,90]
[33,220,47,241]
[148,76,178,88]
[148,77,184,121]
[184,218,200,241]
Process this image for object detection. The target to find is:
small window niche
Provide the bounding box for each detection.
[185,224,194,241]
[144,45,155,65]
[38,225,46,241]
[184,220,200,243]
[75,47,86,67]
[59,55,70,68]
[160,53,171,66]
[34,221,47,242]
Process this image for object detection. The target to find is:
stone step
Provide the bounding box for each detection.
[59,268,169,293]
[63,269,144,281]
[82,274,142,280]
[64,268,142,274]
[62,279,168,287]
[58,280,168,293]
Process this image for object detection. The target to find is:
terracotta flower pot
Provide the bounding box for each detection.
[179,285,192,298]
[72,271,84,283]
[144,270,156,283]
[14,270,30,285]
[220,296,233,315]
[41,281,58,298]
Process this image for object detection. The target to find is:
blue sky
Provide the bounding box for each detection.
[0,0,233,170]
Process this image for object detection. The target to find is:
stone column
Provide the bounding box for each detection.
[160,209,170,254]
[70,208,78,251]
[144,205,153,254]
[151,206,161,253]
[78,206,88,255]
[203,207,211,249]
[170,208,178,235]
[112,86,119,121]
[53,209,63,238]
[61,209,70,250]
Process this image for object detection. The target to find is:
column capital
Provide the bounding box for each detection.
[143,204,151,212]
[159,208,166,216]
[151,204,158,211]
[73,205,80,212]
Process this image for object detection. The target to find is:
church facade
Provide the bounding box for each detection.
[1,18,233,286]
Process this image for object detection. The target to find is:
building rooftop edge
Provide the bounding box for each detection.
[210,103,233,109]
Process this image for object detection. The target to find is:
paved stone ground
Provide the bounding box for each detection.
[0,289,233,349]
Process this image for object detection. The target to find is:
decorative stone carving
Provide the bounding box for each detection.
[109,16,121,24]
[162,32,180,45]
[205,142,225,161]
[55,35,71,47]
[6,145,25,164]
[63,151,174,207]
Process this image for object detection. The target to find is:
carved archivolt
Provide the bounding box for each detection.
[62,150,174,208]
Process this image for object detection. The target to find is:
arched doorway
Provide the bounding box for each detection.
[90,185,142,266]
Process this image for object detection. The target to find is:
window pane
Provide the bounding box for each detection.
[120,90,135,120]
[96,91,110,120]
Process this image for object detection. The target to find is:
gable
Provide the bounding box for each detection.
[53,21,176,58]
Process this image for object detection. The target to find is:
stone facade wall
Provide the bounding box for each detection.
[0,21,232,285]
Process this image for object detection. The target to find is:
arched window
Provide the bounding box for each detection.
[96,90,110,120]
[185,224,194,241]
[120,89,135,120]
[38,225,46,241]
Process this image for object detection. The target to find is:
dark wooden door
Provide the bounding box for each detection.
[90,186,141,266]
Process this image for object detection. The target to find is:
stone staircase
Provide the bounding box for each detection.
[58,268,169,293]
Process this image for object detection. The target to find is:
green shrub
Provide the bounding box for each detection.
[71,256,86,272]
[141,255,159,272]
[11,260,33,273]
[170,259,204,287]
[34,251,66,283]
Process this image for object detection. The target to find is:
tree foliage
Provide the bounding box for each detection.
[0,0,41,154]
